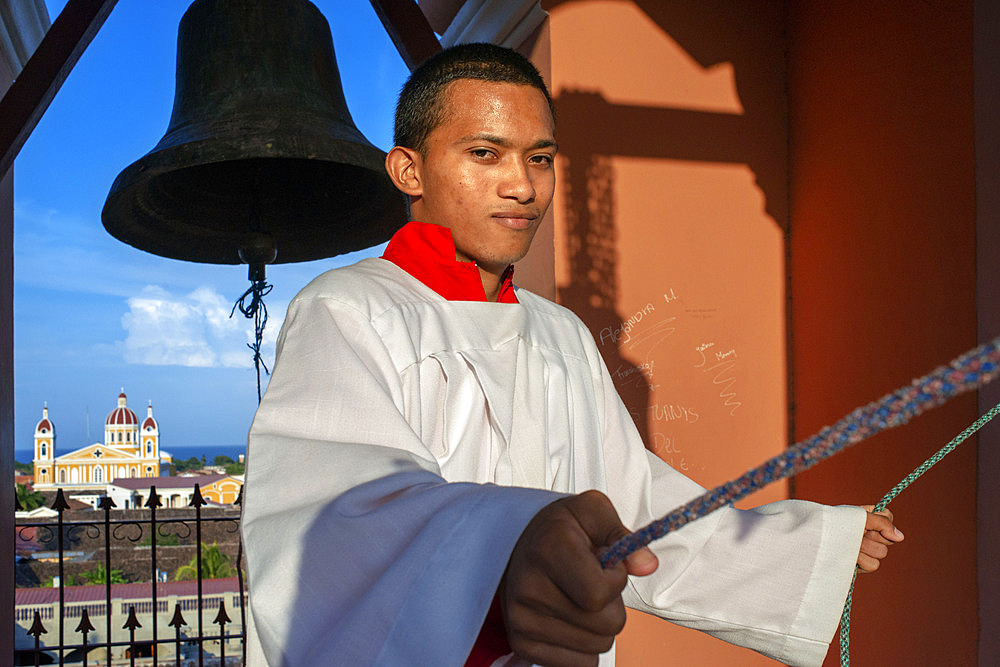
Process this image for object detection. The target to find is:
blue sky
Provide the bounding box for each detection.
[14,1,411,457]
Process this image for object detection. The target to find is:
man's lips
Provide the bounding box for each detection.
[491,211,538,230]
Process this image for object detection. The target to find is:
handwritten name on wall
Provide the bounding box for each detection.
[599,303,657,346]
[599,286,765,478]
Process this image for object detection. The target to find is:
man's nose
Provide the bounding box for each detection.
[498,160,535,203]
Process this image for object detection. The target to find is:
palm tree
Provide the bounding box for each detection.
[62,564,127,585]
[175,542,234,580]
[15,483,45,511]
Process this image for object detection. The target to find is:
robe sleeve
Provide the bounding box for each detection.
[240,294,560,666]
[592,354,866,666]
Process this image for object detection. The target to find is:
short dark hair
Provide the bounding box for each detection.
[393,43,555,153]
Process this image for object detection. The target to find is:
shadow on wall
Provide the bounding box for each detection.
[554,146,654,444]
[550,0,789,451]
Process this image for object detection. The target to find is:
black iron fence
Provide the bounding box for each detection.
[14,484,247,666]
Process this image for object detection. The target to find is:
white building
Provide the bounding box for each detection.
[106,474,241,509]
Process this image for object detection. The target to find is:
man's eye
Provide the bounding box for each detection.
[530,154,553,166]
[471,149,495,159]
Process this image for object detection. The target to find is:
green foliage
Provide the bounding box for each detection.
[47,564,128,587]
[81,564,128,585]
[139,531,180,547]
[14,460,32,474]
[173,456,203,472]
[175,542,235,581]
[15,483,45,511]
[171,454,244,474]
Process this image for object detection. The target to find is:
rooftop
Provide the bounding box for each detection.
[109,474,226,490]
[16,576,242,605]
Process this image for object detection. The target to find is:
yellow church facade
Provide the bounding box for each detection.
[33,391,171,490]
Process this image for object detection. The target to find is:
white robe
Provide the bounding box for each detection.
[241,258,865,666]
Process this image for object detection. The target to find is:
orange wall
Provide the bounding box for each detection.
[537,0,981,664]
[788,2,977,665]
[544,1,791,663]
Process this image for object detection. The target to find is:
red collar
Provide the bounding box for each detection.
[381,221,518,304]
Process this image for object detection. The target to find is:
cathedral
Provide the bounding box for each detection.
[32,391,170,489]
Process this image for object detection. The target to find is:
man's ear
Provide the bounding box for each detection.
[385,146,423,197]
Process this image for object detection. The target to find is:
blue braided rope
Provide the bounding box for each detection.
[601,336,1000,568]
[837,400,1000,666]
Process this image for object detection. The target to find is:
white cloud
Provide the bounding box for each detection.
[121,285,284,368]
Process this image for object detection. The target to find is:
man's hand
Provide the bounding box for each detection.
[500,490,657,667]
[857,506,904,573]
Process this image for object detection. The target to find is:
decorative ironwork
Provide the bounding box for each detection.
[76,609,96,667]
[15,483,246,666]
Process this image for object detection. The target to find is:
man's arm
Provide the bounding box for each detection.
[575,334,891,666]
[499,493,901,666]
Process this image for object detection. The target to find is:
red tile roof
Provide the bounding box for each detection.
[16,577,243,605]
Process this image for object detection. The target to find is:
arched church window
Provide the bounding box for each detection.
[59,469,66,483]
[40,443,46,457]
[94,466,103,483]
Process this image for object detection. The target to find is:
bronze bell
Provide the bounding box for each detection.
[102,0,406,267]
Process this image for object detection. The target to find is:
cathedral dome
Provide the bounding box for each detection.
[35,405,53,434]
[142,401,158,430]
[106,391,138,426]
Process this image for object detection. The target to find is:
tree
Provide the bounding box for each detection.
[48,564,128,586]
[174,456,203,473]
[79,564,128,585]
[15,483,45,511]
[139,531,180,547]
[13,459,32,474]
[213,455,235,466]
[224,461,245,475]
[175,542,234,581]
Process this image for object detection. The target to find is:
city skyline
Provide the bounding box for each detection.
[14,1,411,450]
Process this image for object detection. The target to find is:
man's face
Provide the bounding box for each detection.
[408,79,557,275]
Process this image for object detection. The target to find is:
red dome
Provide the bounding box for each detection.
[107,408,137,425]
[35,406,53,434]
[106,392,137,425]
[142,416,157,429]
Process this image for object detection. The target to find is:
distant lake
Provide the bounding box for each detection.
[14,444,247,468]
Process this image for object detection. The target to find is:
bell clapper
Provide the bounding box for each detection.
[233,232,277,402]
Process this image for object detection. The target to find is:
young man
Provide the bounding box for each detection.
[242,43,902,666]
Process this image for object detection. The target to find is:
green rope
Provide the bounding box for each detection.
[839,401,1000,666]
